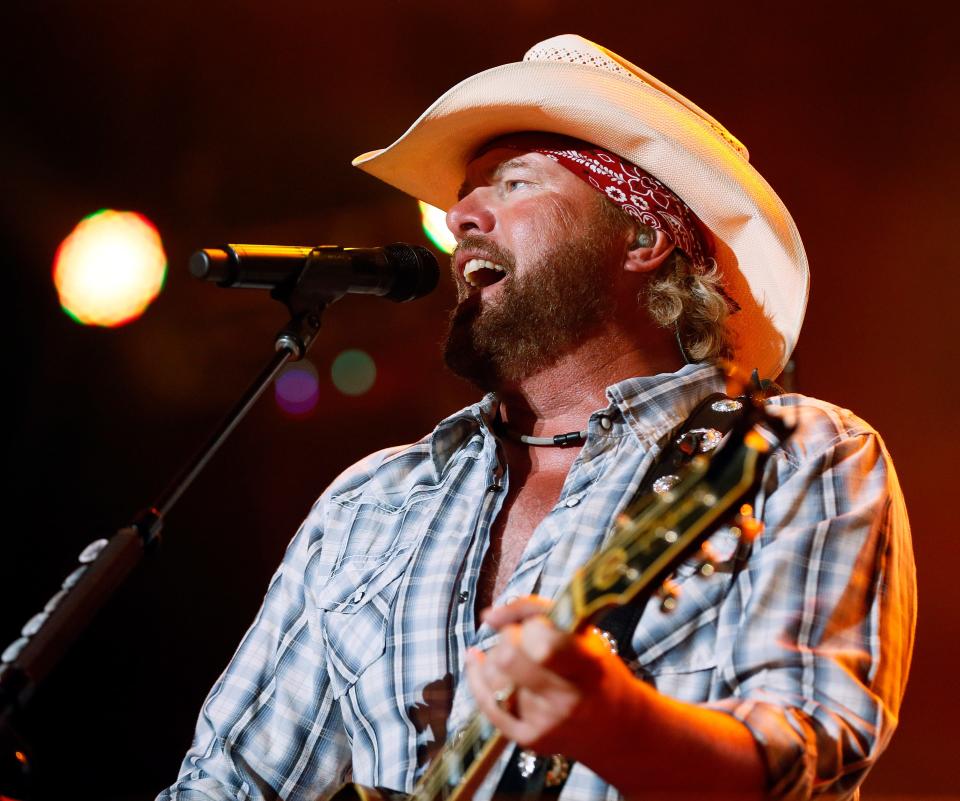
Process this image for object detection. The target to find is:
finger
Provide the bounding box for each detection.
[464,648,531,742]
[518,615,569,664]
[490,617,602,692]
[491,622,575,697]
[480,595,552,629]
[519,622,616,688]
[469,640,584,753]
[474,642,515,703]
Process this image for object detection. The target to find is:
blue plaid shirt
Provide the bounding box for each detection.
[158,364,915,801]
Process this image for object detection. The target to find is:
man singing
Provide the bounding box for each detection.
[158,35,915,801]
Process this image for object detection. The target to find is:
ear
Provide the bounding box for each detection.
[623,229,675,274]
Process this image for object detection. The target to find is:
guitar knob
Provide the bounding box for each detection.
[545,754,571,787]
[516,749,539,779]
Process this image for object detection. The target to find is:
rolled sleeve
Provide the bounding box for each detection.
[711,412,916,800]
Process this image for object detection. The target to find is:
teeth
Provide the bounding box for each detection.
[463,258,506,287]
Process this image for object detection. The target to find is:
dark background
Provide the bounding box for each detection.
[3,2,958,799]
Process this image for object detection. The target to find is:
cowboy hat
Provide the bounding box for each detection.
[353,34,808,379]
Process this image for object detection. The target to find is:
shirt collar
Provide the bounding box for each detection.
[605,362,727,447]
[429,393,499,478]
[427,363,727,475]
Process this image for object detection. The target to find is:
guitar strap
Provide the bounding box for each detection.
[494,382,770,799]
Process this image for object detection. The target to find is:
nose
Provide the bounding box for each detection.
[446,188,495,240]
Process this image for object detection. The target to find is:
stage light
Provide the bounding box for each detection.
[418,201,456,255]
[275,359,320,417]
[53,209,167,327]
[331,349,376,396]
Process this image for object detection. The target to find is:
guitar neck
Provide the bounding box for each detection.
[411,708,506,801]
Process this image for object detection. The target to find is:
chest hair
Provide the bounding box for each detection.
[474,466,571,619]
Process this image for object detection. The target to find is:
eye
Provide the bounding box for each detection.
[504,178,530,192]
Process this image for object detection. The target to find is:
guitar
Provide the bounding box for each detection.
[331,398,791,801]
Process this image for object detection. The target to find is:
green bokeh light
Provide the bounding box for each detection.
[331,349,377,396]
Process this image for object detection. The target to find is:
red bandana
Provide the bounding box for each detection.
[496,135,714,273]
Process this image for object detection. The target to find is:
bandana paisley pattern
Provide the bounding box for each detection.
[529,143,713,272]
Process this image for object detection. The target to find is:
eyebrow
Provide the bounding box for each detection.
[457,156,536,200]
[492,156,534,177]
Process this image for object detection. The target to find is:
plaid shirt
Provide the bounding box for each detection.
[158,364,915,801]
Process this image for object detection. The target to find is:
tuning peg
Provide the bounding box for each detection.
[657,578,681,612]
[731,504,764,542]
[697,542,719,577]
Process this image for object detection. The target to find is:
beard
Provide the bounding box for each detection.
[442,222,622,392]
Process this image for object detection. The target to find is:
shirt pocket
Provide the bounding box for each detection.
[633,611,721,703]
[326,486,442,563]
[316,547,412,699]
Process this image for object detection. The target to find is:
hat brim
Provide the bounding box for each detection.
[354,60,808,379]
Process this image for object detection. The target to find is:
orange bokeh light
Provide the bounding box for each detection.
[53,209,167,327]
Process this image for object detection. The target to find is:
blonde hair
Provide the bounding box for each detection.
[599,199,734,362]
[646,246,734,362]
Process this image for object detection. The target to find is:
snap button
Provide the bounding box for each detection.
[565,495,581,507]
[599,416,612,431]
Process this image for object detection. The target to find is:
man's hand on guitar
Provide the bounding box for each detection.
[465,596,768,799]
[464,595,645,764]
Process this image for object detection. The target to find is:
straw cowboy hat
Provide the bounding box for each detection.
[353,34,809,379]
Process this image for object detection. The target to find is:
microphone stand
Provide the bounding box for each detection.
[0,276,334,787]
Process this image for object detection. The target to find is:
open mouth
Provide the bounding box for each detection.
[462,258,507,289]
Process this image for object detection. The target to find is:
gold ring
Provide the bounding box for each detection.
[493,687,513,710]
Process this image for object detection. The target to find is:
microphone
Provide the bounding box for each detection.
[189,243,439,303]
